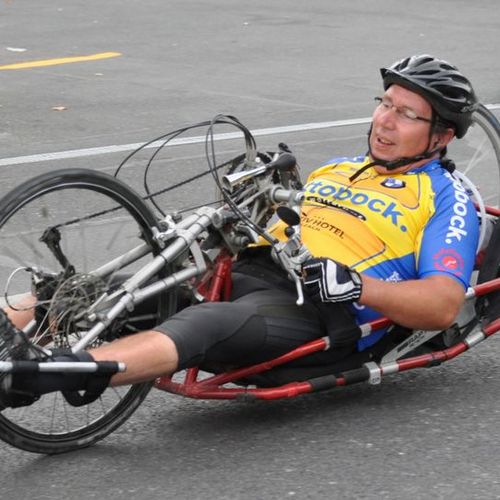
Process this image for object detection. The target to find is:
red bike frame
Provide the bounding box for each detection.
[154,206,500,400]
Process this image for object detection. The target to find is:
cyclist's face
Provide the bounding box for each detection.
[369,84,435,170]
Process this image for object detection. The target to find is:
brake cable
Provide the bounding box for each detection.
[47,116,263,230]
[115,115,258,217]
[204,115,284,245]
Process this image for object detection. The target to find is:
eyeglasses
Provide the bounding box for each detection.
[374,96,433,124]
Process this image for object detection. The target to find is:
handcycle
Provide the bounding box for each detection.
[0,107,499,455]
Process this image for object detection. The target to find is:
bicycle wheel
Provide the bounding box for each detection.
[448,104,500,207]
[0,168,175,454]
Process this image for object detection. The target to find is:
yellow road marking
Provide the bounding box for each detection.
[0,51,122,70]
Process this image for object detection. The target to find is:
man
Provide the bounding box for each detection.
[0,54,480,407]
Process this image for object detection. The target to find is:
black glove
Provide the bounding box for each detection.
[302,257,362,303]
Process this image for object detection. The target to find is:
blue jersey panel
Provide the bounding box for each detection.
[417,169,479,289]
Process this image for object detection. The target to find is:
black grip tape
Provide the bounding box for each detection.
[10,361,40,373]
[308,374,338,392]
[95,361,121,374]
[340,366,370,385]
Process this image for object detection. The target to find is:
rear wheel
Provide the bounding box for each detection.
[457,106,500,326]
[0,168,175,454]
[449,104,500,207]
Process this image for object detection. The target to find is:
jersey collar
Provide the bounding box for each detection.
[402,158,443,175]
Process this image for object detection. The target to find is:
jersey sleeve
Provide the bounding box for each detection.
[416,172,479,289]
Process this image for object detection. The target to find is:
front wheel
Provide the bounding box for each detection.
[0,168,175,454]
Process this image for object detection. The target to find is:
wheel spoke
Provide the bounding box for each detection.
[450,105,500,208]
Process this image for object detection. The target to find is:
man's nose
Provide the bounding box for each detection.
[375,106,397,129]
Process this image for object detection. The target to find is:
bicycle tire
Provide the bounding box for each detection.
[0,168,175,454]
[458,106,500,322]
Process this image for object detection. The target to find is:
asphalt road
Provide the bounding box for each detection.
[1,1,500,499]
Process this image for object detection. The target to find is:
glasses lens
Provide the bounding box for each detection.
[401,108,418,121]
[375,96,428,123]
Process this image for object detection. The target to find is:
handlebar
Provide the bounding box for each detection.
[188,150,310,306]
[0,360,126,374]
[266,152,297,172]
[269,186,304,205]
[222,153,298,191]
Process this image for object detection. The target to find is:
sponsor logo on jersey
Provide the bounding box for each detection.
[381,178,406,189]
[385,271,403,282]
[433,248,464,276]
[305,179,407,232]
[302,213,345,238]
[306,195,366,221]
[444,172,470,244]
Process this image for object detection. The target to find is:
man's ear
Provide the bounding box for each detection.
[432,128,455,149]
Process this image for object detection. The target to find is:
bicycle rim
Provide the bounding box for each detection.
[0,168,174,454]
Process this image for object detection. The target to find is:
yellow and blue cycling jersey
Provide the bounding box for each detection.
[268,156,480,349]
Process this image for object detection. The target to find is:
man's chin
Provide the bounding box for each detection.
[368,142,399,163]
[369,152,397,164]
[368,155,404,174]
[372,164,392,174]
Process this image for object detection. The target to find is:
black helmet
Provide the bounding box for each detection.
[381,54,478,138]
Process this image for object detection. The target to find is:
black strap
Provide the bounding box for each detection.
[315,301,362,348]
[235,247,296,292]
[50,349,118,407]
[62,371,113,407]
[236,247,361,347]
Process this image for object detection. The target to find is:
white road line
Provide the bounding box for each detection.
[0,117,371,167]
[1,104,499,168]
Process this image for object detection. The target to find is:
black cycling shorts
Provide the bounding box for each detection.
[155,269,358,371]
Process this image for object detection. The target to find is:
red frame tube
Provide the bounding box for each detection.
[154,207,500,400]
